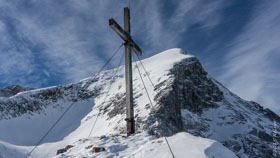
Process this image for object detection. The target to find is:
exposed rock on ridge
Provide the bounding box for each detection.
[0,85,34,98]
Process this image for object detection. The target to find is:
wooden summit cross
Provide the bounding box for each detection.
[109,7,142,136]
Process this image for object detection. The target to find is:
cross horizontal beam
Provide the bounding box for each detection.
[109,18,128,41]
[109,18,142,56]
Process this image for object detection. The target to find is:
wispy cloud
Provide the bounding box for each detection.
[0,0,225,88]
[0,12,41,86]
[0,0,126,86]
[220,0,280,113]
[131,0,225,54]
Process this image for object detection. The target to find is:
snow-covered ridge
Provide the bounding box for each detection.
[0,48,279,158]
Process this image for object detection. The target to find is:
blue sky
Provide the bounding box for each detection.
[0,0,279,113]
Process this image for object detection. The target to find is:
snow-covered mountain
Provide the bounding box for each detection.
[0,48,279,158]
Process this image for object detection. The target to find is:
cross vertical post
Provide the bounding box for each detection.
[109,7,142,136]
[124,8,134,135]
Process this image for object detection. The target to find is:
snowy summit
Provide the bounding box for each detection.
[0,48,279,158]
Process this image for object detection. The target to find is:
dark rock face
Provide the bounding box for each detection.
[147,57,224,136]
[170,57,223,113]
[0,85,34,98]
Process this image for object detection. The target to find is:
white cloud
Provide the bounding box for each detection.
[220,0,280,114]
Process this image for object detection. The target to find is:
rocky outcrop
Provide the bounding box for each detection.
[0,85,34,98]
[56,145,74,155]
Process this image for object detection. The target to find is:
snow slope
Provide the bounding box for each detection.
[0,132,237,158]
[53,132,236,158]
[0,48,279,158]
